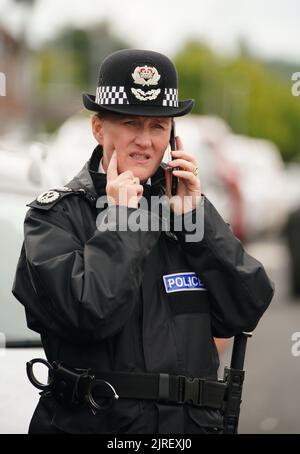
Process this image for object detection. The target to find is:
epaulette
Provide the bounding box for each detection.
[27,186,97,211]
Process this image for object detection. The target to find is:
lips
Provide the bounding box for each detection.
[129,152,150,161]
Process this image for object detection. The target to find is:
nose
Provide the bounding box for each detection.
[134,127,152,148]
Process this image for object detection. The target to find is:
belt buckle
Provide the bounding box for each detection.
[178,375,203,406]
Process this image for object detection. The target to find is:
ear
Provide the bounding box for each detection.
[92,114,104,145]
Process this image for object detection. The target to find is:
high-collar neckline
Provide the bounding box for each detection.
[88,145,166,198]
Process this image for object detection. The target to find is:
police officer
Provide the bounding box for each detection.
[12,49,274,434]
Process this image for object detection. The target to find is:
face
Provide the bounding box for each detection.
[92,113,172,183]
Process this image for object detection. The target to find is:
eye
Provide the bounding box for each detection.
[152,123,164,130]
[122,120,136,126]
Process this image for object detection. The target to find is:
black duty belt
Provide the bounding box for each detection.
[26,359,227,413]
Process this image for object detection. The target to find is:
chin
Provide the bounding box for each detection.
[125,163,158,183]
[130,168,152,182]
[138,173,151,184]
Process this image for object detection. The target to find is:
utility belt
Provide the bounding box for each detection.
[27,359,228,413]
[27,333,251,434]
[26,357,246,434]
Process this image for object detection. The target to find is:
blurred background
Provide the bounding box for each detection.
[0,0,300,434]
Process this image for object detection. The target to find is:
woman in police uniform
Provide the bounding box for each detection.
[13,49,274,434]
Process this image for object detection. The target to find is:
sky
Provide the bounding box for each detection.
[1,0,300,63]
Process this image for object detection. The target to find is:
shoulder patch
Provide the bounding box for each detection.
[36,190,60,205]
[27,187,97,211]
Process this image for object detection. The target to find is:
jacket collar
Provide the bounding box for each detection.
[67,145,167,199]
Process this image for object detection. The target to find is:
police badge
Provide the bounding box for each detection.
[131,65,161,101]
[131,66,161,86]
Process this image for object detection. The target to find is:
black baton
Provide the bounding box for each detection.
[223,332,252,434]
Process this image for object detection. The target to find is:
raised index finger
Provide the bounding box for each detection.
[106,150,119,181]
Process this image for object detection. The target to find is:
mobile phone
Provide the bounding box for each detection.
[170,122,178,196]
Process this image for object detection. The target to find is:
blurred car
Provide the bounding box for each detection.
[0,144,49,433]
[175,115,235,229]
[284,163,300,296]
[285,162,300,213]
[176,117,288,241]
[285,206,300,296]
[45,114,98,185]
[219,134,288,241]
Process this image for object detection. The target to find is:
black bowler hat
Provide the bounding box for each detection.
[83,49,194,117]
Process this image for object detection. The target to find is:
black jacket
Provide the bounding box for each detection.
[12,146,274,434]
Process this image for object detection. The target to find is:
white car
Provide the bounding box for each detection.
[219,134,288,240]
[0,144,50,433]
[45,114,98,185]
[175,118,288,240]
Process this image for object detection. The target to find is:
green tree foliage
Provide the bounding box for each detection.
[32,22,130,131]
[35,22,130,91]
[175,41,300,161]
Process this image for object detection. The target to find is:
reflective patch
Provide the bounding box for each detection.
[163,272,206,293]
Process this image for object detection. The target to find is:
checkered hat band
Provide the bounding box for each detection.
[162,88,179,107]
[95,86,178,107]
[95,86,129,105]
